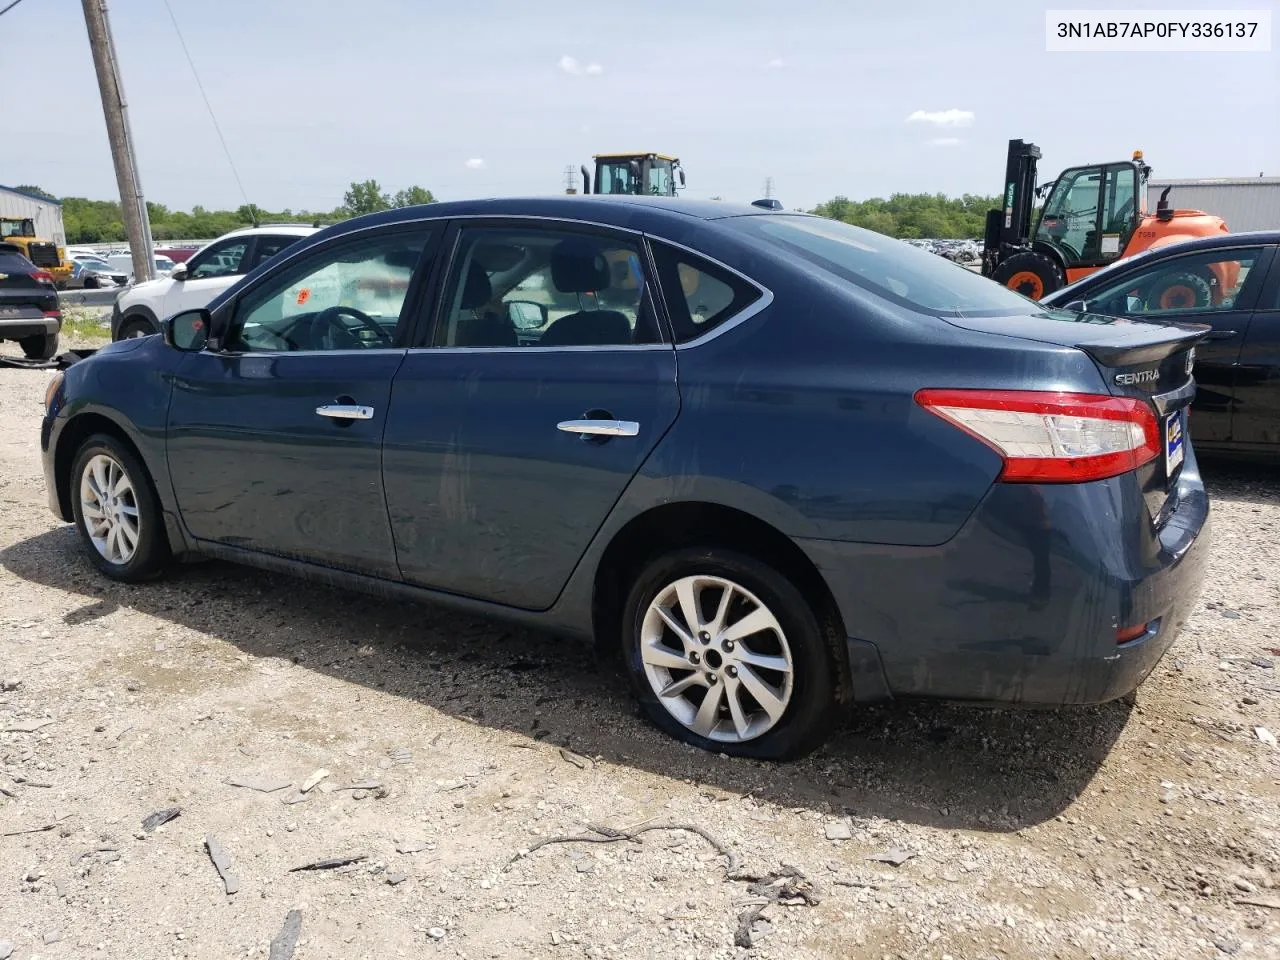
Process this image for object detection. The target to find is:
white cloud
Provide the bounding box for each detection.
[928,137,962,147]
[766,57,785,68]
[906,108,975,128]
[464,158,485,169]
[559,55,603,76]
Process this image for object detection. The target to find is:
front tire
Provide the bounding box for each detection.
[19,332,58,361]
[70,435,170,582]
[115,315,157,340]
[622,548,837,760]
[992,250,1065,300]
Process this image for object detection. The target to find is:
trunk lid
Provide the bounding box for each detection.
[943,308,1209,521]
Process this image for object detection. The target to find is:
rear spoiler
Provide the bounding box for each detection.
[1069,316,1210,367]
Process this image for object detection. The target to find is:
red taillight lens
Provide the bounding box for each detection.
[43,309,61,319]
[915,389,1160,483]
[32,270,55,284]
[1116,622,1151,644]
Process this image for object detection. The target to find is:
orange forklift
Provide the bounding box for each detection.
[981,139,1228,299]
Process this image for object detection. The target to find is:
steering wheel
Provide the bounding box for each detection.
[314,305,393,348]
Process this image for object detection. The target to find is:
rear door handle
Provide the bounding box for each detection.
[316,404,374,420]
[557,419,640,437]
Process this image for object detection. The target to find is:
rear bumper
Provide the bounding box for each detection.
[0,316,59,340]
[800,452,1210,707]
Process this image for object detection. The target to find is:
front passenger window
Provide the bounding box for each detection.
[188,240,248,279]
[225,229,429,352]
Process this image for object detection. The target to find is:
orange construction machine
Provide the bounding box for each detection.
[981,139,1228,299]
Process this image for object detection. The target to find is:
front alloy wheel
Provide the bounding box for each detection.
[70,434,170,581]
[640,575,795,743]
[80,453,141,565]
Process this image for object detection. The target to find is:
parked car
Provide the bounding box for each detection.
[105,253,177,281]
[0,241,61,359]
[1042,230,1280,458]
[67,254,129,289]
[42,197,1210,759]
[110,226,317,340]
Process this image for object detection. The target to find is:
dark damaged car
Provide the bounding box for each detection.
[40,197,1210,759]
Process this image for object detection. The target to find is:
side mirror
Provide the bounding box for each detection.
[1062,299,1089,313]
[506,300,547,330]
[1125,295,1144,313]
[678,168,686,187]
[170,262,188,281]
[162,308,210,351]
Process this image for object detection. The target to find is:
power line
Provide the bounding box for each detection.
[160,0,252,212]
[0,0,29,18]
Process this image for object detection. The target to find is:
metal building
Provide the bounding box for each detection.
[1148,178,1280,233]
[0,185,66,245]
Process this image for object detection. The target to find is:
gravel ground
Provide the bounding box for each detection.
[1,342,1278,960]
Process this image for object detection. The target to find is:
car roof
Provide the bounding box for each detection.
[335,195,789,235]
[219,224,319,240]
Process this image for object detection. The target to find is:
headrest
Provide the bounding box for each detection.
[551,238,611,294]
[460,262,492,310]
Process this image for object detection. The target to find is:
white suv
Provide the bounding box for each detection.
[110,225,317,340]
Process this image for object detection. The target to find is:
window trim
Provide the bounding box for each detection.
[207,224,438,354]
[644,235,774,350]
[417,217,672,353]
[1082,243,1274,317]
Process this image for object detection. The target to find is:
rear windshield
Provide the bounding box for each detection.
[0,252,32,272]
[726,214,1038,317]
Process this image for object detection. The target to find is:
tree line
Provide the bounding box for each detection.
[13,181,998,243]
[11,180,434,244]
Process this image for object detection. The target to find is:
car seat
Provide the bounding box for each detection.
[540,238,634,347]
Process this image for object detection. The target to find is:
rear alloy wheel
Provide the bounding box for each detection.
[18,332,58,361]
[622,548,836,760]
[70,435,170,581]
[992,250,1065,300]
[1147,270,1213,311]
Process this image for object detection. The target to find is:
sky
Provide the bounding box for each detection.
[4,0,1278,212]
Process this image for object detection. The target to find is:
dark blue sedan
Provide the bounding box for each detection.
[41,197,1210,759]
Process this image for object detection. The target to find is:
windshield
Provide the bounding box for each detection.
[596,161,637,195]
[1,219,35,239]
[728,215,1039,316]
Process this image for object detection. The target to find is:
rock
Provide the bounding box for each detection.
[559,748,591,769]
[1124,887,1144,902]
[301,769,329,793]
[386,873,407,885]
[43,927,62,944]
[866,848,914,867]
[396,841,432,854]
[1230,876,1258,894]
[824,821,853,841]
[223,775,292,793]
[427,927,446,940]
[1214,938,1241,955]
[0,940,11,959]
[1160,790,1178,804]
[269,909,302,960]
[3,718,56,733]
[352,790,368,801]
[338,779,382,791]
[205,836,240,895]
[0,679,19,692]
[141,807,181,833]
[290,852,368,872]
[1221,609,1241,619]
[1252,659,1274,669]
[1256,727,1277,747]
[280,791,310,805]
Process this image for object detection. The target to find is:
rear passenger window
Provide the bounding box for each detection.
[650,243,762,343]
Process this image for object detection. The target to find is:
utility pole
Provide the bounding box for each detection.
[81,0,154,282]
[763,176,775,200]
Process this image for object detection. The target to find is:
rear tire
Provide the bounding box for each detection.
[1147,271,1213,311]
[621,547,837,761]
[116,315,156,340]
[19,332,58,361]
[992,251,1065,300]
[70,434,171,582]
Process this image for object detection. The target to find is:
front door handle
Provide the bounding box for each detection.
[1205,330,1237,341]
[316,404,374,420]
[557,419,640,438]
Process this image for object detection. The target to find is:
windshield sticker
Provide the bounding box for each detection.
[296,288,311,306]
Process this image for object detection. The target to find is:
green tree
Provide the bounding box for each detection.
[810,192,1000,239]
[392,185,436,208]
[344,179,391,216]
[13,184,57,200]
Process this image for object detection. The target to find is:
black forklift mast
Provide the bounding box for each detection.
[981,139,1041,278]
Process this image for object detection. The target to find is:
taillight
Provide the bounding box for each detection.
[915,389,1160,483]
[43,309,61,319]
[32,270,55,284]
